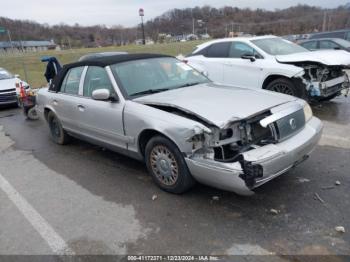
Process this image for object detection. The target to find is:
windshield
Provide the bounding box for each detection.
[0,69,14,80]
[111,57,209,97]
[252,38,309,55]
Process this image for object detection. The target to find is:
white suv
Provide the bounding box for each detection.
[186,36,350,101]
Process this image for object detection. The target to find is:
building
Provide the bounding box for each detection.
[0,40,57,53]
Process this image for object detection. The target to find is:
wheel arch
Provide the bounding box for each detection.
[262,74,291,89]
[138,129,181,159]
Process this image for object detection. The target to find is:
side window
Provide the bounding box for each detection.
[61,67,84,95]
[301,41,318,50]
[83,66,114,97]
[229,42,258,58]
[320,40,339,50]
[206,42,230,58]
[345,32,350,41]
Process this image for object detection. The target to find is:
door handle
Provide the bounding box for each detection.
[77,104,85,112]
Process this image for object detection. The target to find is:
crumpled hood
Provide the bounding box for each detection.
[134,83,296,128]
[276,50,350,67]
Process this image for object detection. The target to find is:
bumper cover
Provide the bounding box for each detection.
[185,117,323,196]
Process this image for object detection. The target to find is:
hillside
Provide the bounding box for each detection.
[1,4,350,48]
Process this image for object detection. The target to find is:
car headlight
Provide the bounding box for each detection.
[303,103,313,122]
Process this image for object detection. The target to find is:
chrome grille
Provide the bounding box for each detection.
[275,109,305,141]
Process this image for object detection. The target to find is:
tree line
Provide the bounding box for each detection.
[1,4,350,48]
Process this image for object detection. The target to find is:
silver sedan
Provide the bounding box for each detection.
[36,54,323,195]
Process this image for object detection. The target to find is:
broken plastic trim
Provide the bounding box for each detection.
[239,160,264,188]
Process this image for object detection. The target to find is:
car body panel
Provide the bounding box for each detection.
[186,36,350,100]
[36,54,323,195]
[276,50,350,66]
[0,75,30,105]
[134,83,295,128]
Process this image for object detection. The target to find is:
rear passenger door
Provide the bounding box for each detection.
[77,66,126,149]
[191,42,230,83]
[51,66,85,133]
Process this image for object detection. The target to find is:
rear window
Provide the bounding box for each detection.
[206,42,230,58]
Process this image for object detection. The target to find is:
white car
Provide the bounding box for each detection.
[186,36,350,101]
[0,68,30,106]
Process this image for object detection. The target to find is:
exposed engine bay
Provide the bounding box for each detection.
[294,63,350,99]
[148,102,309,189]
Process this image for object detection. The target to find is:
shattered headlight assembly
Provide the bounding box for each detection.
[303,102,313,122]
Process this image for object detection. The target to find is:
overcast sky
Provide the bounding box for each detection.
[0,0,349,27]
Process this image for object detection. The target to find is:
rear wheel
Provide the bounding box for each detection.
[265,78,305,98]
[145,135,195,194]
[47,111,70,145]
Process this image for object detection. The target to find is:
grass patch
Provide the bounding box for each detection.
[0,41,204,88]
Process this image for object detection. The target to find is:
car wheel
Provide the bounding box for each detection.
[26,107,39,120]
[47,111,70,145]
[266,78,303,98]
[145,135,196,194]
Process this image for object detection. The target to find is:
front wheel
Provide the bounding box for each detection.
[145,136,196,194]
[47,111,70,145]
[265,78,305,98]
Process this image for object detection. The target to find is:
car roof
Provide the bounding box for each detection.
[78,51,128,61]
[49,53,173,92]
[67,53,172,68]
[194,35,278,50]
[300,38,344,42]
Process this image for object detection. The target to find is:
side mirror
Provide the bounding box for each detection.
[241,54,256,62]
[92,89,111,101]
[334,47,341,50]
[201,71,209,77]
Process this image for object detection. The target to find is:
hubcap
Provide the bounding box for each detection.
[150,145,178,186]
[269,83,294,95]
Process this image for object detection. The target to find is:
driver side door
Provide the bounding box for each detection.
[222,41,264,89]
[76,66,127,149]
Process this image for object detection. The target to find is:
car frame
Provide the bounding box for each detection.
[186,35,350,101]
[37,54,323,196]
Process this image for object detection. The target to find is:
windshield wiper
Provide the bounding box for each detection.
[129,88,169,97]
[177,82,201,88]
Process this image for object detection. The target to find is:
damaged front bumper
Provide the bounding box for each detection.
[185,117,323,196]
[305,74,350,99]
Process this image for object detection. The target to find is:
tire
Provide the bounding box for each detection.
[47,111,70,145]
[265,78,306,99]
[145,135,196,194]
[26,107,39,120]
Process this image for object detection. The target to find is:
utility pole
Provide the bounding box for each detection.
[7,29,14,53]
[139,8,146,45]
[322,12,327,32]
[192,18,195,35]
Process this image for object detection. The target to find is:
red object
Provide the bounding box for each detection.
[19,82,26,98]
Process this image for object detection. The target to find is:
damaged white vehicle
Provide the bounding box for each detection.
[36,54,323,195]
[186,36,350,101]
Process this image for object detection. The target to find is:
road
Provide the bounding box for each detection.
[0,97,349,260]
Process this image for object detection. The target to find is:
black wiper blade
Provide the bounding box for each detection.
[177,82,201,88]
[130,88,169,97]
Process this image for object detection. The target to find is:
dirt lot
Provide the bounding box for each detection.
[0,97,349,261]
